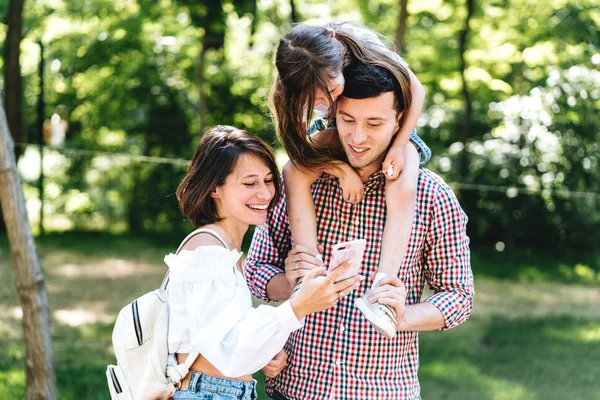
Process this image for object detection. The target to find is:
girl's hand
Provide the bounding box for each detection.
[367,274,408,330]
[339,170,364,203]
[382,147,406,181]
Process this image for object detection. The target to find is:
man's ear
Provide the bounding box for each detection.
[393,111,405,136]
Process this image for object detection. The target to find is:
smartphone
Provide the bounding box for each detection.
[327,239,366,282]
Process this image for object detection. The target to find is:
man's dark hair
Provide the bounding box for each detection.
[341,61,407,112]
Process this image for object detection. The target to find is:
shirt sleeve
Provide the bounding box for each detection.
[167,247,302,377]
[422,185,474,330]
[244,186,293,301]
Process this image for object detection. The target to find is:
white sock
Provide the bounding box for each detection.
[371,272,391,309]
[372,272,389,288]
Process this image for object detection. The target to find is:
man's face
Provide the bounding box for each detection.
[336,91,399,171]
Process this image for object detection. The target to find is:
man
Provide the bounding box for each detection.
[246,61,474,399]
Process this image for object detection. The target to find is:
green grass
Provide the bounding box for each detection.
[471,247,600,284]
[0,233,599,399]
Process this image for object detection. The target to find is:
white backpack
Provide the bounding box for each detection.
[106,229,227,400]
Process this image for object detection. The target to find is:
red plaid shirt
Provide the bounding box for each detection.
[245,169,474,399]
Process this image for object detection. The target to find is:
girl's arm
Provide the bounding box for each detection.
[383,69,425,179]
[311,128,364,203]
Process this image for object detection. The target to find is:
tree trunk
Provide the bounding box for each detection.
[196,31,209,134]
[395,0,409,52]
[290,0,299,23]
[37,41,46,236]
[3,0,25,159]
[0,99,57,398]
[458,0,474,178]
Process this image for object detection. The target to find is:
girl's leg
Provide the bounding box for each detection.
[283,161,322,256]
[377,142,420,281]
[355,143,420,338]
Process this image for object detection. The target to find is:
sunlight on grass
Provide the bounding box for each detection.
[54,258,148,278]
[0,369,25,399]
[544,322,600,343]
[54,308,113,327]
[471,277,600,320]
[423,360,533,400]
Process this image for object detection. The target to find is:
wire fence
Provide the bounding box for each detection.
[16,142,600,201]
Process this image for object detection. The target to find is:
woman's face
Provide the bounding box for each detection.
[212,154,276,227]
[314,72,345,107]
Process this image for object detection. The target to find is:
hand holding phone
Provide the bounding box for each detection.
[327,239,366,282]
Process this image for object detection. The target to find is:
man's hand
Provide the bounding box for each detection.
[261,350,288,378]
[367,274,408,330]
[284,244,324,289]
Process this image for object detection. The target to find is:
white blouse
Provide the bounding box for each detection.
[165,245,302,378]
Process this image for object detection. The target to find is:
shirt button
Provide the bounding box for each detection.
[354,218,359,226]
[335,360,342,366]
[340,325,346,332]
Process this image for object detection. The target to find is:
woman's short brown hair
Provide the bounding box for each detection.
[177,125,282,228]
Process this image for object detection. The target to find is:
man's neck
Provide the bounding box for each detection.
[356,158,384,183]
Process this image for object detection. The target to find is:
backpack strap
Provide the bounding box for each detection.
[176,227,229,253]
[166,349,202,390]
[160,227,229,291]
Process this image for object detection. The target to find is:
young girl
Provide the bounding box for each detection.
[167,125,363,399]
[269,22,431,338]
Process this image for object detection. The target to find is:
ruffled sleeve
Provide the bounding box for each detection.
[166,246,303,377]
[165,246,242,285]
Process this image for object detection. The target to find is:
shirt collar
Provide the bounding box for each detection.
[320,170,385,194]
[364,170,386,193]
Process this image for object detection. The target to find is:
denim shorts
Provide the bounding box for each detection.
[408,129,432,166]
[172,371,258,400]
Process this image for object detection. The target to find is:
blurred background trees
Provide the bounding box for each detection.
[0,0,598,255]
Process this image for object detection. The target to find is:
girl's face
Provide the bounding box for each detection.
[314,72,345,107]
[212,154,276,227]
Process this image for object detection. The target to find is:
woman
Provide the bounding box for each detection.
[166,125,363,399]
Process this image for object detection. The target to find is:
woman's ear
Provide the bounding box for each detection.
[210,186,221,199]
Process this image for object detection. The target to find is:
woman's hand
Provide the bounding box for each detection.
[289,260,364,320]
[261,350,288,378]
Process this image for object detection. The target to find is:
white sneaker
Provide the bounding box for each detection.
[355,293,397,339]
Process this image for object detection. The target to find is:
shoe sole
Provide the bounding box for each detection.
[355,297,396,339]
